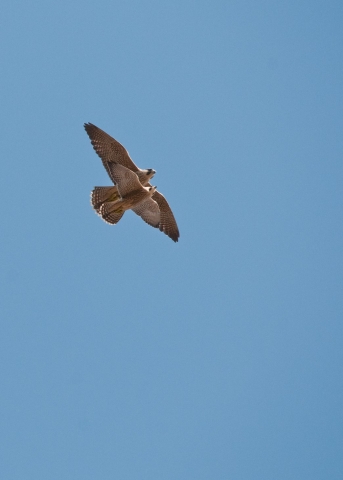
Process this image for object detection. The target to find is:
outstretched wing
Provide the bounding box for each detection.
[84,123,139,182]
[151,190,179,242]
[106,163,143,197]
[132,198,160,228]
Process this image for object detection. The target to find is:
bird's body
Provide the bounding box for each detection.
[84,122,180,242]
[102,186,153,214]
[98,166,158,223]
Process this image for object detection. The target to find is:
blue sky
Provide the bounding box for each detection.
[1,1,342,478]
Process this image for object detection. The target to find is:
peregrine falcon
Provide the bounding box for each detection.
[84,123,180,242]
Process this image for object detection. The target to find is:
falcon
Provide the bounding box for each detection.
[84,122,180,242]
[99,163,158,226]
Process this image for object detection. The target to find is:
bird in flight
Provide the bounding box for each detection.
[84,123,180,242]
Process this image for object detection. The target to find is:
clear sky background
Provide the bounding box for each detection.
[1,1,342,479]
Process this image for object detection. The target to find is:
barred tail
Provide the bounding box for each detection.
[99,201,125,225]
[91,186,120,213]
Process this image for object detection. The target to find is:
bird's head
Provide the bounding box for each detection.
[147,168,156,179]
[149,185,157,195]
[139,168,156,183]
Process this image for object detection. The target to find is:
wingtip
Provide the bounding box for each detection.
[171,232,179,242]
[84,122,96,132]
[164,228,180,242]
